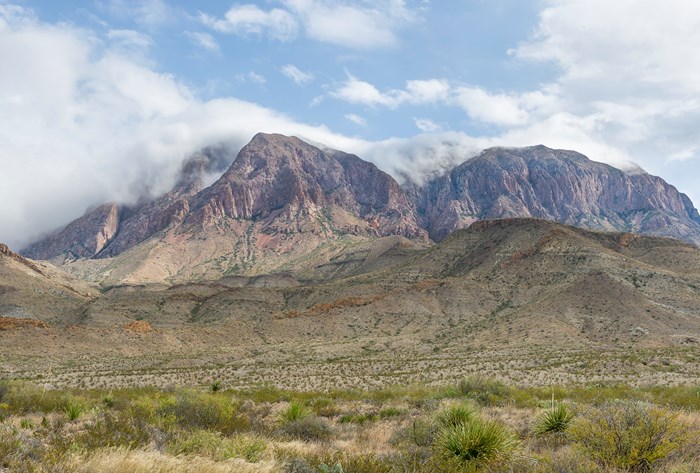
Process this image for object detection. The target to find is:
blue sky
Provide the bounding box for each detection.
[1,0,699,248]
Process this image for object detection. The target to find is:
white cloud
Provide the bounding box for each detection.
[330,76,450,108]
[512,0,700,96]
[201,0,419,49]
[413,118,440,132]
[503,0,700,191]
[344,113,366,126]
[107,29,152,51]
[103,0,173,27]
[247,71,267,84]
[185,31,220,52]
[200,4,298,41]
[281,64,313,84]
[4,1,700,250]
[454,87,530,126]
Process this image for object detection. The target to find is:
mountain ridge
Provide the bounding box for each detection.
[20,133,700,284]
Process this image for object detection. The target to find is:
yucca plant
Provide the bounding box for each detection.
[438,417,518,468]
[436,403,477,429]
[63,402,84,421]
[280,401,310,424]
[535,402,575,435]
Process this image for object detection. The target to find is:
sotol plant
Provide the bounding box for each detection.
[438,417,519,468]
[535,402,575,435]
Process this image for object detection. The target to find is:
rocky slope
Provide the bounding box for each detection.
[20,135,700,284]
[22,145,234,263]
[0,243,96,326]
[415,145,700,243]
[4,219,700,356]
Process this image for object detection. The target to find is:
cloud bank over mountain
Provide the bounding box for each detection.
[1,1,699,250]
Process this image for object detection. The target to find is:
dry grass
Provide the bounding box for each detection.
[69,448,278,473]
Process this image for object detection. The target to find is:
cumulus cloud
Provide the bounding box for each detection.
[330,76,450,108]
[185,31,220,52]
[3,1,700,250]
[281,64,313,84]
[201,0,419,49]
[0,6,355,249]
[328,1,700,204]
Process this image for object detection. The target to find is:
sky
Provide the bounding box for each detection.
[1,0,699,250]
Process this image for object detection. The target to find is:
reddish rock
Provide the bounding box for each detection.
[415,146,700,243]
[20,137,700,266]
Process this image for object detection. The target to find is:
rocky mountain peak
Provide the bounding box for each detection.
[19,134,700,281]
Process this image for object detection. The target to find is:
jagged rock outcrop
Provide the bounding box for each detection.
[23,146,233,262]
[186,133,425,239]
[415,146,700,243]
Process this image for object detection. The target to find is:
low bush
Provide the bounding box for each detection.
[64,401,84,421]
[437,416,518,469]
[159,389,250,434]
[457,377,509,406]
[378,406,406,419]
[54,412,153,451]
[569,400,690,472]
[339,412,378,424]
[168,429,267,462]
[436,402,477,429]
[281,401,310,424]
[278,416,332,442]
[534,402,575,435]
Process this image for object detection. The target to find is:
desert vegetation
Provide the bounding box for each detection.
[1,377,699,472]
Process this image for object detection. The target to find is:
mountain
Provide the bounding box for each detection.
[22,145,233,263]
[0,243,96,328]
[416,146,700,243]
[20,134,700,285]
[3,219,700,364]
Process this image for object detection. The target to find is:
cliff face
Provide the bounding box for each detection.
[416,146,700,243]
[22,146,233,262]
[22,203,121,262]
[20,137,700,276]
[186,133,425,239]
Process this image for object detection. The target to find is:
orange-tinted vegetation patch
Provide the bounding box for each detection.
[0,317,49,330]
[124,320,153,333]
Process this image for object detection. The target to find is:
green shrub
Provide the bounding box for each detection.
[279,416,332,442]
[438,417,518,469]
[168,429,267,462]
[281,401,310,423]
[392,417,438,448]
[0,424,20,467]
[19,418,34,430]
[101,393,115,408]
[55,412,152,451]
[378,406,406,419]
[210,380,222,393]
[339,413,378,424]
[63,402,84,421]
[0,381,72,414]
[319,462,344,473]
[159,389,250,434]
[534,402,575,435]
[457,377,509,406]
[436,402,477,429]
[311,398,340,417]
[569,401,690,472]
